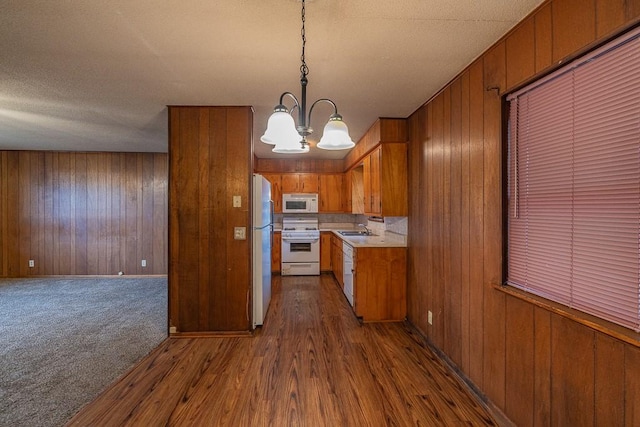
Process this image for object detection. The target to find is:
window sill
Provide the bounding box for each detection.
[493,283,640,348]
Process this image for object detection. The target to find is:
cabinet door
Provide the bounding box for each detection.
[336,242,344,286]
[331,235,339,276]
[369,147,382,215]
[343,170,353,213]
[281,174,299,193]
[320,232,332,271]
[353,247,406,321]
[281,173,318,193]
[261,174,282,213]
[363,150,382,215]
[379,143,408,216]
[272,232,281,273]
[299,173,319,193]
[319,174,343,212]
[363,156,372,214]
[330,235,343,286]
[350,166,365,214]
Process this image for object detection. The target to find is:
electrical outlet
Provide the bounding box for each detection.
[141,259,146,267]
[428,310,433,325]
[28,260,35,268]
[234,227,246,240]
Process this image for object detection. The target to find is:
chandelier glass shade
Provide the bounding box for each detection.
[260,108,305,153]
[261,0,354,154]
[317,114,354,150]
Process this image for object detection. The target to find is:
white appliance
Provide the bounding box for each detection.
[343,242,354,306]
[252,174,274,328]
[281,217,320,276]
[282,193,319,213]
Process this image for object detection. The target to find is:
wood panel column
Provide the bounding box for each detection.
[169,106,253,333]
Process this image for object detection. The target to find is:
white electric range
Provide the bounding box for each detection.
[281,217,320,276]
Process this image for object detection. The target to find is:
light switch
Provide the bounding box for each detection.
[233,195,242,207]
[234,227,246,240]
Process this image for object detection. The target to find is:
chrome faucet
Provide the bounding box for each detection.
[358,223,372,235]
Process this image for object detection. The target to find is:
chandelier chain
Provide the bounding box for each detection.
[300,0,308,78]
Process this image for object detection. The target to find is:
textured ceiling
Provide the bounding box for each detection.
[0,0,544,159]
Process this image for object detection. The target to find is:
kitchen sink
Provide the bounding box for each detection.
[338,230,376,237]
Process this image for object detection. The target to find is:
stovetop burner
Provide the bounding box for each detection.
[282,217,320,238]
[282,217,319,231]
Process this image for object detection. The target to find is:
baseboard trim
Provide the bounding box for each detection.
[1,274,168,279]
[403,320,516,427]
[170,331,253,338]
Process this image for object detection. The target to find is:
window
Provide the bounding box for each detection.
[506,27,640,333]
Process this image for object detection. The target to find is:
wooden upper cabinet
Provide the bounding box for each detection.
[281,174,298,193]
[319,174,344,212]
[261,173,282,213]
[362,143,407,217]
[367,147,382,215]
[350,167,365,214]
[343,169,353,213]
[281,173,319,193]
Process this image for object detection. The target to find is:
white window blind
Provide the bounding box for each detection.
[506,27,640,333]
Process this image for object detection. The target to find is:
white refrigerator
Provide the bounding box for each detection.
[252,174,273,328]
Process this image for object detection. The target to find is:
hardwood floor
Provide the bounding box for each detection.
[67,274,498,426]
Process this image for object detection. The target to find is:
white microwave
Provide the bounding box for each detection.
[282,193,318,213]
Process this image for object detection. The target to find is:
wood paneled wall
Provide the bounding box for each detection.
[407,0,640,425]
[168,106,252,333]
[0,151,167,277]
[254,158,343,174]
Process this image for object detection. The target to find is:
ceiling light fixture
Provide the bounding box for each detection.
[261,0,354,154]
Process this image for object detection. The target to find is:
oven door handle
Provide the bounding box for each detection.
[282,237,319,244]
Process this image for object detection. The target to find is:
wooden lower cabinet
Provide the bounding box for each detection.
[330,233,406,322]
[272,231,281,273]
[353,246,407,322]
[320,232,332,271]
[330,234,343,287]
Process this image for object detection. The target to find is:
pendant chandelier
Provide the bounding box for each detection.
[261,0,354,154]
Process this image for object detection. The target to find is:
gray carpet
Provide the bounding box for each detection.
[0,277,167,427]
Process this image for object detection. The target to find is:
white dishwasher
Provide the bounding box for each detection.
[342,242,354,307]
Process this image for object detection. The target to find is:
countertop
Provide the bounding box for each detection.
[273,222,407,248]
[328,230,407,248]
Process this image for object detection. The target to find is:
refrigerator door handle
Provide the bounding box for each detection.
[269,199,275,248]
[269,200,274,225]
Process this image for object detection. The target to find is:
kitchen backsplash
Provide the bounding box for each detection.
[274,213,408,236]
[364,216,408,236]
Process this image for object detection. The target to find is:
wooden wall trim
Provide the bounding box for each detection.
[495,284,640,348]
[254,158,344,174]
